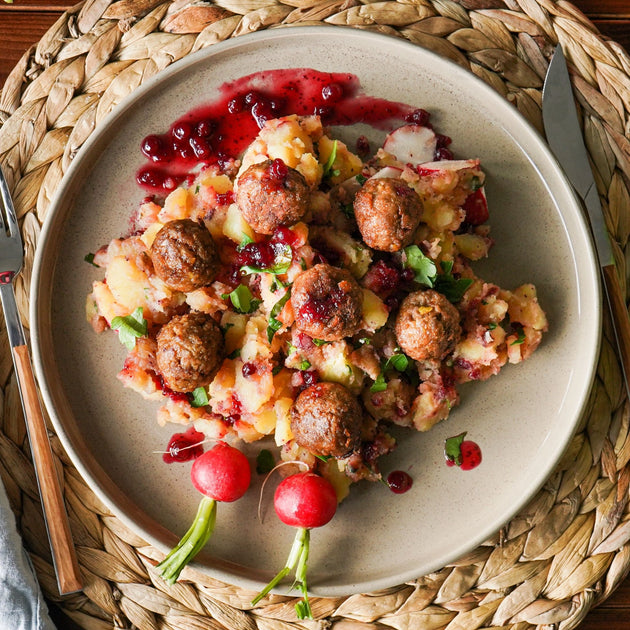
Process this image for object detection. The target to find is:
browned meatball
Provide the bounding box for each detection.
[353,177,423,252]
[291,263,363,341]
[156,311,224,392]
[150,219,218,292]
[291,382,362,458]
[235,159,309,235]
[395,289,461,362]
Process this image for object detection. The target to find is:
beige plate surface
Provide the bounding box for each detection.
[31,27,600,596]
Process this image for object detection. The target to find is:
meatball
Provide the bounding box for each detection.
[235,159,309,235]
[291,382,362,458]
[150,219,218,292]
[156,311,224,392]
[291,263,363,341]
[353,177,423,252]
[395,289,461,362]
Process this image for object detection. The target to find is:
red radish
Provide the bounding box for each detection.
[383,124,437,166]
[157,441,251,584]
[462,187,489,225]
[415,158,480,176]
[252,471,338,619]
[370,166,403,180]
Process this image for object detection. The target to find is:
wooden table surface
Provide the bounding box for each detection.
[1,1,630,629]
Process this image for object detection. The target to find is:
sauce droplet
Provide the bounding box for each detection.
[444,432,482,471]
[387,470,413,494]
[163,426,206,464]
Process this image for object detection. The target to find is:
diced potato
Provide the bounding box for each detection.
[318,135,363,185]
[200,173,232,194]
[220,311,248,354]
[320,459,351,502]
[309,226,372,278]
[158,186,193,222]
[506,284,548,331]
[361,288,389,332]
[223,203,255,243]
[274,397,294,446]
[454,233,489,260]
[140,221,165,248]
[253,404,277,435]
[105,255,148,312]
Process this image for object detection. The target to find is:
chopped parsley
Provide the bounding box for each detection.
[312,338,329,347]
[370,352,411,392]
[402,246,472,303]
[190,387,209,408]
[221,285,261,314]
[355,173,367,185]
[444,432,466,466]
[510,327,526,346]
[297,360,311,371]
[110,307,148,351]
[84,252,99,267]
[227,348,241,359]
[237,233,254,251]
[267,288,292,343]
[322,140,340,178]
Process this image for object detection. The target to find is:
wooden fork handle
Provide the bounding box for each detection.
[12,344,83,594]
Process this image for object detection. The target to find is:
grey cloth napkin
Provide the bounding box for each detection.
[0,480,56,630]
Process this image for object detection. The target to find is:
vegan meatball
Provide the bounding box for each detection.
[156,311,224,392]
[353,177,423,252]
[235,159,309,234]
[395,289,461,362]
[291,381,362,458]
[291,263,363,341]
[150,219,218,292]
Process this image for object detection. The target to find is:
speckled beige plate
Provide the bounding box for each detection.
[30,27,600,597]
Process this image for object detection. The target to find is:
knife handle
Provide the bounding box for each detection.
[602,264,630,385]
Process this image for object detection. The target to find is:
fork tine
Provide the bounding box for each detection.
[0,165,19,237]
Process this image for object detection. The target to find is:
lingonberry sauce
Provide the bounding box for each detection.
[445,439,483,471]
[387,470,413,494]
[137,68,417,191]
[163,426,205,464]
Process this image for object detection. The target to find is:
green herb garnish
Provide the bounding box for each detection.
[221,285,261,314]
[322,140,340,178]
[84,252,99,267]
[267,288,292,343]
[110,307,148,351]
[190,387,209,408]
[297,360,311,371]
[433,261,473,304]
[510,327,526,345]
[403,245,437,286]
[444,432,466,466]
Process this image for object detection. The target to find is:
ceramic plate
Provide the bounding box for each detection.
[31,27,600,596]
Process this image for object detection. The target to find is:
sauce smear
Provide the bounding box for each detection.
[137,68,417,191]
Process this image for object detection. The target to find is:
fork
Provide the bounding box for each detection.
[0,166,82,595]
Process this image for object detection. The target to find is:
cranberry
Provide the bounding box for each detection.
[401,267,415,282]
[387,470,413,494]
[172,122,193,140]
[293,368,320,392]
[195,119,216,137]
[238,241,276,269]
[268,158,289,182]
[436,133,452,148]
[435,147,454,161]
[272,226,298,247]
[405,108,431,126]
[321,83,343,102]
[190,136,213,160]
[141,134,172,162]
[226,414,241,425]
[242,362,257,378]
[227,96,244,114]
[215,190,234,206]
[251,100,273,128]
[362,260,401,298]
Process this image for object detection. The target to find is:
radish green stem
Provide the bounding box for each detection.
[157,496,217,584]
[251,527,313,619]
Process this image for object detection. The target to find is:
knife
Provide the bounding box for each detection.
[543,43,630,392]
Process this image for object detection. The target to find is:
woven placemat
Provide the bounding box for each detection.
[1,1,630,628]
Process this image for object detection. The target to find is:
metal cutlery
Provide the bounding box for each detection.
[0,165,82,595]
[542,43,630,394]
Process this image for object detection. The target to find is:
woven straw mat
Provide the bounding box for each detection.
[2,0,630,628]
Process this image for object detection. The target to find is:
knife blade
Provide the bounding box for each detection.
[543,43,630,390]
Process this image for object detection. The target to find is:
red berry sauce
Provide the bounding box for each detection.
[387,470,413,494]
[137,69,417,191]
[163,426,205,464]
